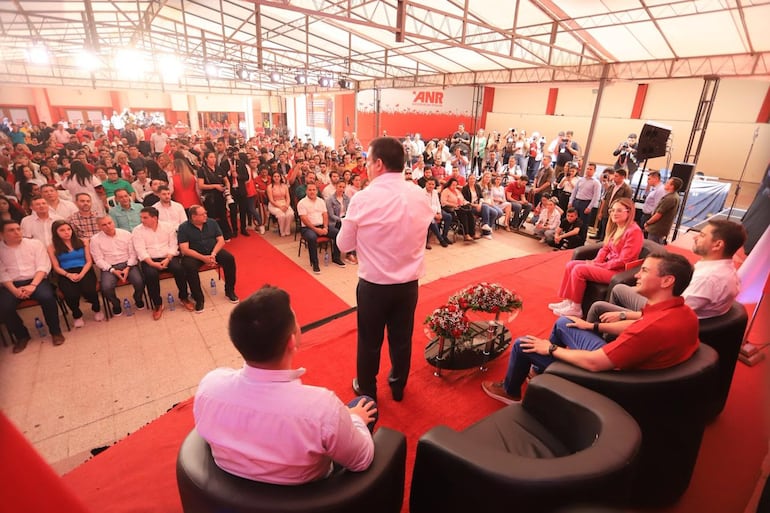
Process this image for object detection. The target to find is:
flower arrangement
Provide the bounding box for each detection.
[424,283,522,340]
[424,303,470,339]
[449,282,523,314]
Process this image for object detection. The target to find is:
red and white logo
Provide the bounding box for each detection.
[412,91,444,105]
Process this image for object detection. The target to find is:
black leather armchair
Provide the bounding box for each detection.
[571,239,664,317]
[176,427,406,513]
[698,301,749,420]
[545,344,719,507]
[409,374,641,513]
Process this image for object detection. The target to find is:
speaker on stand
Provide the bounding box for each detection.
[631,121,673,205]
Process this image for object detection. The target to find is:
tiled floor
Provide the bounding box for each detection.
[0,194,751,474]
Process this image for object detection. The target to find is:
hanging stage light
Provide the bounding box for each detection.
[318,77,333,87]
[269,71,281,82]
[338,78,354,89]
[295,74,307,84]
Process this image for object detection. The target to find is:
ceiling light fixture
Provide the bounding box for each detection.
[338,78,354,89]
[295,74,307,85]
[269,71,281,82]
[318,77,333,87]
[26,44,49,65]
[159,54,184,81]
[205,63,220,77]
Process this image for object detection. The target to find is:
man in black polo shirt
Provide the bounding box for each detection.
[177,205,238,312]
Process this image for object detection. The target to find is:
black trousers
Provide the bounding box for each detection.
[141,257,188,308]
[228,188,249,233]
[181,251,236,302]
[355,278,419,398]
[57,267,100,318]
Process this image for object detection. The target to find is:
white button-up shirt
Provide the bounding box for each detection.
[152,201,187,228]
[20,211,63,246]
[89,229,138,271]
[337,172,433,285]
[0,238,51,283]
[684,258,741,319]
[131,221,179,261]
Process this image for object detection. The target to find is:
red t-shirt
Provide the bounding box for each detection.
[603,297,699,370]
[506,182,526,201]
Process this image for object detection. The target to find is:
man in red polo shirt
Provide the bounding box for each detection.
[483,252,699,403]
[505,175,532,229]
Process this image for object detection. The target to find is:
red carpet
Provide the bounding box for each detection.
[226,233,350,327]
[61,248,769,513]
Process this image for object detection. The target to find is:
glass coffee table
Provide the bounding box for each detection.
[425,320,512,376]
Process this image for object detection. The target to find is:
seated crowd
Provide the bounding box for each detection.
[0,200,239,353]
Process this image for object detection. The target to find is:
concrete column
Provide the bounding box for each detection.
[187,95,200,133]
[31,88,54,124]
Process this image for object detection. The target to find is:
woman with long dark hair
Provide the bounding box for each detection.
[0,195,25,223]
[47,220,103,327]
[197,150,232,239]
[62,160,106,215]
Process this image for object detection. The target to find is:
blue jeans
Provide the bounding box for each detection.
[301,225,340,267]
[477,203,498,227]
[428,211,452,241]
[502,317,607,396]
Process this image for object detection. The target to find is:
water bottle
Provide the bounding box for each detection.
[34,317,47,338]
[210,278,217,296]
[123,298,134,317]
[167,293,176,312]
[323,251,330,267]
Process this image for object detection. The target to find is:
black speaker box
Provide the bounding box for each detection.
[636,121,671,161]
[671,162,696,188]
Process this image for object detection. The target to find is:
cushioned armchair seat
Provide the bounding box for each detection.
[545,344,719,507]
[698,301,749,420]
[409,374,641,513]
[176,427,406,513]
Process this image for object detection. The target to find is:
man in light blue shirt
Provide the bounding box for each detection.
[109,188,142,231]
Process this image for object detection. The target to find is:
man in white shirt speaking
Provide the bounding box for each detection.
[338,137,434,402]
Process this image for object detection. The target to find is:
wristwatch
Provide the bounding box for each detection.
[619,312,627,321]
[548,343,558,355]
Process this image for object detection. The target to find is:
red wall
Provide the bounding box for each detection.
[357,112,474,146]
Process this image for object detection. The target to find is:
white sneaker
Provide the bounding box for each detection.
[94,311,105,322]
[483,233,492,240]
[554,301,583,317]
[481,223,491,231]
[74,318,85,328]
[548,299,570,310]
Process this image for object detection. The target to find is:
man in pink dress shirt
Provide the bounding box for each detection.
[194,286,377,484]
[337,137,434,402]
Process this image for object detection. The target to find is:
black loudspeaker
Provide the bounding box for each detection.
[671,162,696,188]
[636,121,671,161]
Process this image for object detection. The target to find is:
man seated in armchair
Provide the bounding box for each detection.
[193,286,377,484]
[587,219,746,324]
[482,252,698,404]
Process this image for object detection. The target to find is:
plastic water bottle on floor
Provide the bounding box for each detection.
[34,317,47,338]
[123,298,133,317]
[210,278,217,296]
[167,293,176,312]
[324,251,329,267]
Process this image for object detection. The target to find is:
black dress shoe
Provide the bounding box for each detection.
[390,387,404,402]
[352,378,376,401]
[240,230,250,237]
